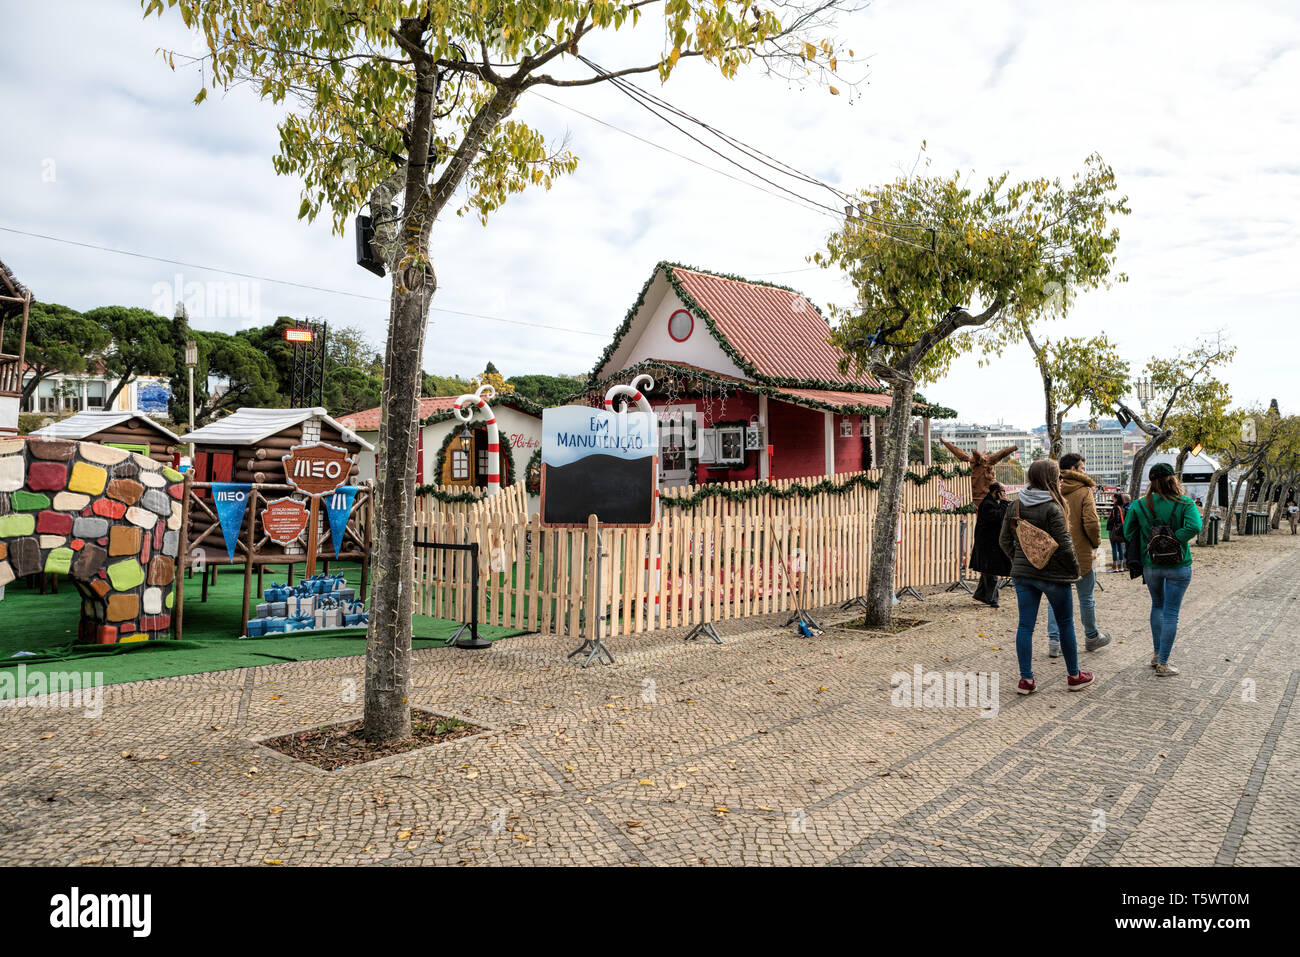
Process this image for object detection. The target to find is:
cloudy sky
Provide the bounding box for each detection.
[2,0,1297,427]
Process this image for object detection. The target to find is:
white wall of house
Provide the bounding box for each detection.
[598,274,748,381]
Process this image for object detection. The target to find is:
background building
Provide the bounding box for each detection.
[1060,424,1125,486]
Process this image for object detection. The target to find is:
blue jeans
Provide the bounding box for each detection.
[1110,539,1125,564]
[1046,570,1099,643]
[1014,579,1079,679]
[1145,565,1192,664]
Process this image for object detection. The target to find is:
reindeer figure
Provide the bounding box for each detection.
[939,438,1021,505]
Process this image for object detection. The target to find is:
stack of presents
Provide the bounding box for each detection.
[246,573,369,635]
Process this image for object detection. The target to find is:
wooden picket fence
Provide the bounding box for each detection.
[414,480,527,519]
[412,468,975,636]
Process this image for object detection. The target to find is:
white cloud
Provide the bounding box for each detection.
[1,0,1296,422]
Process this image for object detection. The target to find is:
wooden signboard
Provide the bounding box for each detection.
[281,442,354,498]
[281,442,355,573]
[540,406,658,527]
[261,496,309,546]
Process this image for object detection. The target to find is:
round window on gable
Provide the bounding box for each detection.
[668,308,694,343]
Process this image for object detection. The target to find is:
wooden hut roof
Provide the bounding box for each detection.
[30,410,181,443]
[0,258,31,320]
[177,407,374,451]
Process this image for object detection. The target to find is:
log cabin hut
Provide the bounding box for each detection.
[583,262,955,487]
[30,410,179,465]
[176,408,373,587]
[178,407,370,488]
[339,394,543,499]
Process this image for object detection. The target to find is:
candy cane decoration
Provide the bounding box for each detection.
[453,384,500,495]
[603,373,654,414]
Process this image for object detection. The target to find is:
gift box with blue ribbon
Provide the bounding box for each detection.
[314,608,342,629]
[246,618,267,637]
[262,617,289,634]
[344,612,369,627]
[287,615,315,632]
[263,583,291,603]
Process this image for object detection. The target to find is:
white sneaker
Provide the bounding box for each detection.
[1048,641,1061,658]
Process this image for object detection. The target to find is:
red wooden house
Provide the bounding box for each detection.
[584,263,953,487]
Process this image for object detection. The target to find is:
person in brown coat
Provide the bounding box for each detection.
[938,438,1020,505]
[1046,452,1111,657]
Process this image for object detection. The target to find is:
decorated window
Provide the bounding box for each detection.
[717,426,746,465]
[667,308,694,342]
[451,449,469,481]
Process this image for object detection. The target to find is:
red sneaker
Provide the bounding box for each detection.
[1067,671,1095,691]
[1017,678,1036,695]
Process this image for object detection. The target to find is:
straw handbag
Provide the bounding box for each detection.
[1013,501,1059,569]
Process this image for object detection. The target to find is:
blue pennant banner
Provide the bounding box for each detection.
[212,483,252,561]
[324,485,359,557]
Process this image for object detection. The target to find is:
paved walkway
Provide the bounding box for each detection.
[1,533,1296,866]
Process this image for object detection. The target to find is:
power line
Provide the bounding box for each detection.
[530,92,838,221]
[0,225,608,337]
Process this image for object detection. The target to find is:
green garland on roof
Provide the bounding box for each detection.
[659,464,973,508]
[588,262,838,388]
[582,262,957,418]
[576,358,961,420]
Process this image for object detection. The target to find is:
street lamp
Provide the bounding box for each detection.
[184,339,198,459]
[1134,377,1153,414]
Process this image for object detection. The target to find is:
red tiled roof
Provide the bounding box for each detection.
[339,394,542,432]
[774,387,893,412]
[670,266,881,389]
[338,397,460,432]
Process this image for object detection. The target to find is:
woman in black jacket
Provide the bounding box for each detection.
[999,460,1095,695]
[1106,492,1128,572]
[970,482,1011,607]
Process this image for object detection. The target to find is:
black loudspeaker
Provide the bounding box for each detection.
[1218,473,1229,507]
[355,214,386,277]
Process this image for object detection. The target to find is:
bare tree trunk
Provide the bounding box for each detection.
[362,54,440,745]
[863,372,915,628]
[1226,470,1249,539]
[105,368,136,408]
[1128,435,1164,501]
[1174,445,1191,476]
[1197,466,1228,545]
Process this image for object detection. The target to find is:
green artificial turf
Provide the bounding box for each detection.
[0,562,523,697]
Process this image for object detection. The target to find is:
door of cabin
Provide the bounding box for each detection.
[658,404,695,489]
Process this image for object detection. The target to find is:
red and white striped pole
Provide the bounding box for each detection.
[452,384,500,496]
[602,373,654,415]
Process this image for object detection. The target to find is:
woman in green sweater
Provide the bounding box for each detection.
[1123,463,1203,676]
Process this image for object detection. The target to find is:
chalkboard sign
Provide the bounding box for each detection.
[540,406,659,527]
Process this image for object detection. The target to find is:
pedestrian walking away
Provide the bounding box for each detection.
[1047,453,1112,658]
[1123,462,1203,677]
[1107,491,1129,572]
[999,459,1094,696]
[1288,500,1298,535]
[970,482,1012,607]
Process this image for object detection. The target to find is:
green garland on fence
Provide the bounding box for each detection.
[659,464,973,508]
[914,504,978,515]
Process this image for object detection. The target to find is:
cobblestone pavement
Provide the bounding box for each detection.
[2,533,1296,866]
